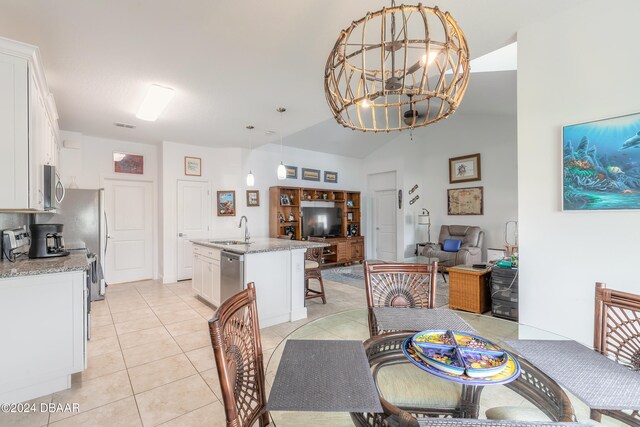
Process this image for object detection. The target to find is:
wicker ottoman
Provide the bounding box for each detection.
[448,266,492,314]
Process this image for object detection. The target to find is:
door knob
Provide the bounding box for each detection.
[178,233,187,237]
[376,227,380,230]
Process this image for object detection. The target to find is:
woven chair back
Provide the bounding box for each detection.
[594,282,640,370]
[209,283,270,427]
[364,261,437,309]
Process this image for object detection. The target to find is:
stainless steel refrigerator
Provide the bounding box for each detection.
[36,188,107,301]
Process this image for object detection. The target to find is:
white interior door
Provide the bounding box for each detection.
[177,180,210,281]
[104,179,153,284]
[374,190,397,261]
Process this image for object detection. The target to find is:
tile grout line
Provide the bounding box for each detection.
[120,283,148,427]
[137,281,220,425]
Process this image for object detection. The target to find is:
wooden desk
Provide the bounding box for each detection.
[448,265,491,314]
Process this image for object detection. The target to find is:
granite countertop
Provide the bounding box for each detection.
[0,252,89,279]
[190,237,329,255]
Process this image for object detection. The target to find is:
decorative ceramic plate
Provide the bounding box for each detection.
[404,331,520,385]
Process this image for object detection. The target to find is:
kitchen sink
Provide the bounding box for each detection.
[209,240,250,245]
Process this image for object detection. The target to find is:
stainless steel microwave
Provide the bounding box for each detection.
[43,165,65,210]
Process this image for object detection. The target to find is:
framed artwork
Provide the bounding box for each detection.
[217,191,236,216]
[113,152,143,174]
[184,157,202,176]
[447,186,483,215]
[246,190,259,207]
[324,171,338,183]
[563,112,640,210]
[449,153,481,184]
[347,212,354,221]
[285,165,298,179]
[301,168,321,181]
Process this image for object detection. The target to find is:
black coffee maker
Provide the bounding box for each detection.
[29,224,70,258]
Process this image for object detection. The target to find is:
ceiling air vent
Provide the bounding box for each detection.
[114,122,136,129]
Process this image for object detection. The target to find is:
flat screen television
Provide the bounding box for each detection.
[302,207,343,238]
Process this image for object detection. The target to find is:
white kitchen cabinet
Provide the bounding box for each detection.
[192,245,221,307]
[0,37,60,211]
[0,270,87,403]
[192,254,204,295]
[0,53,29,209]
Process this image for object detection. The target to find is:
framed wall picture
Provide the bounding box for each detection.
[114,152,144,174]
[184,156,202,176]
[324,171,338,183]
[449,153,481,183]
[285,165,298,179]
[563,112,640,210]
[217,191,236,216]
[447,186,484,215]
[302,168,321,181]
[246,190,259,207]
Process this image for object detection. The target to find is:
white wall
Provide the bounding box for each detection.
[58,131,160,279]
[363,112,518,260]
[161,141,363,283]
[517,0,640,344]
[59,131,159,190]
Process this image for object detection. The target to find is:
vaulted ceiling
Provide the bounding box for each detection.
[0,0,586,157]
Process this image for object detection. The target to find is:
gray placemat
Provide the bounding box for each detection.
[505,339,640,410]
[417,420,591,427]
[372,307,476,333]
[267,339,383,413]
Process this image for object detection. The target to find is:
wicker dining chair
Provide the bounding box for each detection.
[364,260,437,337]
[209,283,271,427]
[361,264,470,420]
[592,282,640,426]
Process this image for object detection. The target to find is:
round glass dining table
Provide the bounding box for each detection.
[265,308,618,427]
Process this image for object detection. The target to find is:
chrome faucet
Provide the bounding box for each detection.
[238,216,250,242]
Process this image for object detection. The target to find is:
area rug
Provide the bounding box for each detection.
[323,264,449,308]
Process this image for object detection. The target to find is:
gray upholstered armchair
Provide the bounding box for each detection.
[421,225,484,267]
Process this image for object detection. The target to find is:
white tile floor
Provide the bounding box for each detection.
[0,277,366,427]
[0,276,624,427]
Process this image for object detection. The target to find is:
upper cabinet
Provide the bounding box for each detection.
[0,37,60,211]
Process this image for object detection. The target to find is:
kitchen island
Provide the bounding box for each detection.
[0,253,89,403]
[190,238,328,327]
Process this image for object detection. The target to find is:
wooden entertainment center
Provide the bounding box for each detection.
[269,186,364,266]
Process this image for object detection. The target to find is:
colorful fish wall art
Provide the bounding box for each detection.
[563,112,640,210]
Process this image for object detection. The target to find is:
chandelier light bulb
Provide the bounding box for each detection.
[360,98,371,108]
[277,162,287,180]
[420,50,439,66]
[246,171,255,187]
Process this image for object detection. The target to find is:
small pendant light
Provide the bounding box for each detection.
[276,107,287,180]
[246,125,255,187]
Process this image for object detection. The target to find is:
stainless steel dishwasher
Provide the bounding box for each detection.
[220,251,245,302]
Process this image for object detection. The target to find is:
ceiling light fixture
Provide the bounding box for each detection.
[136,84,175,121]
[246,125,255,187]
[324,1,470,132]
[276,107,287,180]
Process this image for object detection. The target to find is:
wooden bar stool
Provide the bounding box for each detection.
[304,247,326,304]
